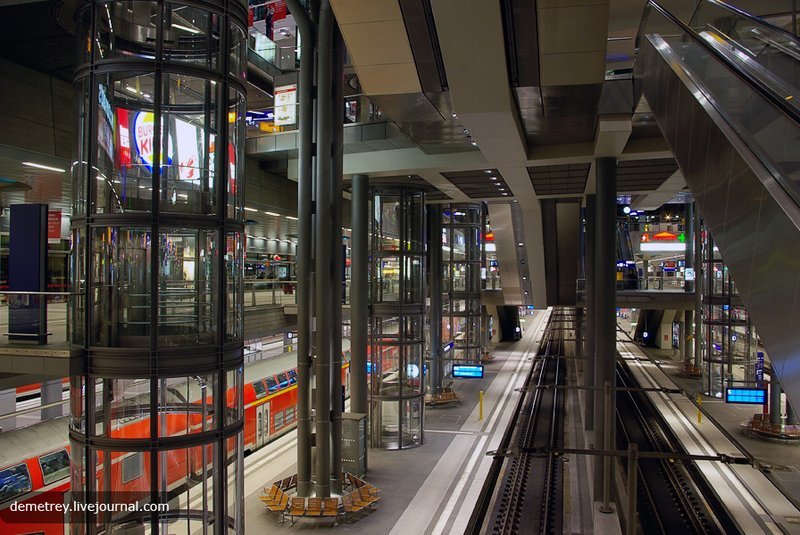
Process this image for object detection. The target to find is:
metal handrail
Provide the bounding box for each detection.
[695,0,800,42]
[641,1,800,126]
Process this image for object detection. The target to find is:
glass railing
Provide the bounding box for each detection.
[638,0,800,204]
[0,291,70,346]
[576,277,689,292]
[243,279,352,306]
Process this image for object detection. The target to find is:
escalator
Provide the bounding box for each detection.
[635,0,800,409]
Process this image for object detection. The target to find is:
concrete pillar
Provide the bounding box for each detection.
[350,175,369,414]
[594,157,617,499]
[41,379,62,420]
[584,195,596,431]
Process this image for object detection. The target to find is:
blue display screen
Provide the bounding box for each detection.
[453,365,484,379]
[725,387,767,405]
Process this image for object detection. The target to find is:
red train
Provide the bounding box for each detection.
[0,342,352,534]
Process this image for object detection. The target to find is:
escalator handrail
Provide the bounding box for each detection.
[693,0,800,44]
[641,0,800,127]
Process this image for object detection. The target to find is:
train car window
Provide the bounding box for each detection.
[288,369,297,385]
[266,376,279,393]
[252,380,267,398]
[0,463,32,503]
[276,372,289,389]
[38,450,70,485]
[285,406,295,423]
[122,453,143,484]
[274,410,284,430]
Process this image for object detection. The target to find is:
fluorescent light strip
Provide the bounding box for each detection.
[640,243,686,252]
[264,211,280,217]
[172,23,201,35]
[23,162,66,173]
[285,216,298,221]
[244,207,258,212]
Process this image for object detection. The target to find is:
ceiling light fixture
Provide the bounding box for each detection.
[285,215,298,221]
[172,23,201,34]
[244,207,258,212]
[264,211,280,216]
[23,162,66,173]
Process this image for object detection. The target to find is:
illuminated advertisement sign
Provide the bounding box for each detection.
[274,84,297,126]
[133,112,174,171]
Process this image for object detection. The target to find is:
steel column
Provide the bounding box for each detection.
[584,195,596,431]
[351,175,369,414]
[694,207,703,368]
[314,0,334,497]
[329,25,345,494]
[772,381,783,425]
[285,0,315,497]
[594,158,617,500]
[428,205,443,395]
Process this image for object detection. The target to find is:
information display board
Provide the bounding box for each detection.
[453,364,484,379]
[725,387,767,405]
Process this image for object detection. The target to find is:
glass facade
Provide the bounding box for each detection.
[701,231,758,398]
[442,204,485,367]
[70,0,247,532]
[369,188,425,449]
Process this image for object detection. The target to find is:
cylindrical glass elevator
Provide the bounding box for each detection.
[369,187,425,449]
[70,1,247,532]
[442,204,485,367]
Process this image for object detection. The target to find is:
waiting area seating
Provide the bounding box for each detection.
[741,413,800,441]
[425,386,461,406]
[258,472,380,525]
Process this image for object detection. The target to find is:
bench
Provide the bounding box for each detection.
[306,498,323,517]
[323,497,340,523]
[286,497,306,525]
[425,387,461,406]
[358,485,381,505]
[341,492,368,520]
[259,485,279,505]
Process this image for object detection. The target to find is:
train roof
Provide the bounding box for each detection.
[0,338,352,468]
[0,417,70,470]
[243,338,351,384]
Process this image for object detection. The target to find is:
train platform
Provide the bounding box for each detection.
[244,309,563,533]
[616,334,800,533]
[635,342,800,511]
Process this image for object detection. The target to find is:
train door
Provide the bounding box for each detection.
[256,403,270,448]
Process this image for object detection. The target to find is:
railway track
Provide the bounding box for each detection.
[616,361,738,534]
[484,309,574,534]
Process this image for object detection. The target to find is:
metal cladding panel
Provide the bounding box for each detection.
[639,33,800,413]
[9,204,46,292]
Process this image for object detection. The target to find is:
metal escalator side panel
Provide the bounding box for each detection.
[637,30,800,415]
